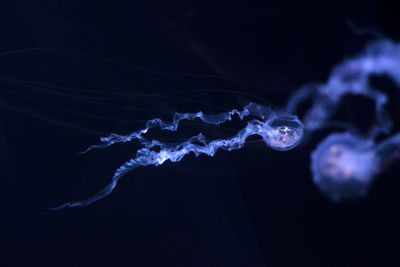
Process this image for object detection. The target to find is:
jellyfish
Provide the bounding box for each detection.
[284,38,400,202]
[52,102,303,209]
[0,47,304,209]
[311,132,400,202]
[286,39,400,137]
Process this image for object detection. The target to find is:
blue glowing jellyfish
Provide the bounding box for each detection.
[0,47,305,209]
[286,38,400,202]
[286,39,400,137]
[311,132,377,202]
[53,103,304,209]
[311,131,400,202]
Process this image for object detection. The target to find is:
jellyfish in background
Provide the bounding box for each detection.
[311,133,377,202]
[2,38,398,207]
[311,132,400,202]
[53,103,304,209]
[286,38,400,202]
[286,39,400,138]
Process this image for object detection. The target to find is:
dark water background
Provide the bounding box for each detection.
[0,0,400,266]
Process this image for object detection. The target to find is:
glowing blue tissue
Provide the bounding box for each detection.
[311,131,400,202]
[53,103,303,209]
[286,38,400,202]
[287,39,400,136]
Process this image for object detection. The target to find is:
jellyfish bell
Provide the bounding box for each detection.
[264,115,304,151]
[311,132,379,202]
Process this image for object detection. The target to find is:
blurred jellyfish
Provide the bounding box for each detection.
[287,39,400,137]
[285,38,400,202]
[311,132,400,202]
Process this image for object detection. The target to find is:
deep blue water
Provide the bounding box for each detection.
[1,0,400,266]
